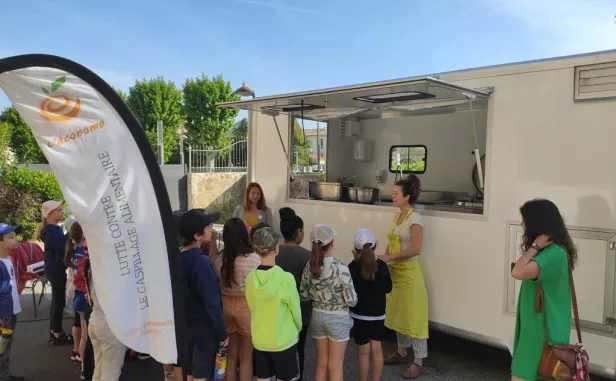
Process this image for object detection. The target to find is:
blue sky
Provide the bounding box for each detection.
[1,0,615,124]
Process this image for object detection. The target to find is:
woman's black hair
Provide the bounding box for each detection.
[250,222,271,241]
[520,198,578,269]
[395,174,421,205]
[221,217,254,289]
[279,207,303,242]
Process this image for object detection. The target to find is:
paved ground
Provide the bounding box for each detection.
[10,288,611,381]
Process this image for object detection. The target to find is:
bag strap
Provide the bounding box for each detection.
[568,259,583,344]
[536,251,583,345]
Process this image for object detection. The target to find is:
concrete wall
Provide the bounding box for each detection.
[187,172,247,212]
[18,163,187,211]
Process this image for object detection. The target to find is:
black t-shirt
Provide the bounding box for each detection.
[276,244,312,326]
[348,259,393,317]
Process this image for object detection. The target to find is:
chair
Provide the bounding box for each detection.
[23,275,48,319]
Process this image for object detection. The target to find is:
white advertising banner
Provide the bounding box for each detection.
[0,56,182,364]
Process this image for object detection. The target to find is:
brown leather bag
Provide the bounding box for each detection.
[535,259,584,381]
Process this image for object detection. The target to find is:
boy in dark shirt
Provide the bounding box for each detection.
[0,223,25,381]
[177,210,228,381]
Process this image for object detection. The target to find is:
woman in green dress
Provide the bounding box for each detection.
[510,199,578,381]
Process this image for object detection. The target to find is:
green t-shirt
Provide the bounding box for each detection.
[511,244,572,380]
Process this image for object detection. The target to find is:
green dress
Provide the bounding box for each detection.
[511,244,572,380]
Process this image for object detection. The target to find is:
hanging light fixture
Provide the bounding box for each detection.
[234,82,255,98]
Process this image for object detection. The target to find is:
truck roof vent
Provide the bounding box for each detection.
[574,61,616,101]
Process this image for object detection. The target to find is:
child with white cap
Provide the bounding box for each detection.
[299,224,357,381]
[35,200,73,345]
[348,228,392,381]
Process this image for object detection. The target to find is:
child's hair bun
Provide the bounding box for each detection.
[279,207,296,220]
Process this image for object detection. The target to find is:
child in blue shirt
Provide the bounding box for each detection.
[0,223,25,381]
[177,209,228,381]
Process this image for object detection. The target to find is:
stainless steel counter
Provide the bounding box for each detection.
[374,201,484,215]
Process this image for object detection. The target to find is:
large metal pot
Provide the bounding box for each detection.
[309,182,342,201]
[348,187,358,202]
[349,187,380,204]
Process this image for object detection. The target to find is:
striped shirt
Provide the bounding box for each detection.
[214,252,261,296]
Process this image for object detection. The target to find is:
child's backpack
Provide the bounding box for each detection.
[10,242,45,294]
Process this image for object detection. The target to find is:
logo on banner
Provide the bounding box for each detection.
[40,75,81,123]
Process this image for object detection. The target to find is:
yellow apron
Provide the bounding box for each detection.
[384,209,429,339]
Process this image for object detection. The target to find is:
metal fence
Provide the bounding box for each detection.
[188,139,248,173]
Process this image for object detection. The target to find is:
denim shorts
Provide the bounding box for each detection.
[310,311,353,342]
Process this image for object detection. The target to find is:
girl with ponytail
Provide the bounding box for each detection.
[348,229,392,381]
[299,224,357,381]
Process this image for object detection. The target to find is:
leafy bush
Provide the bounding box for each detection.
[0,165,63,240]
[389,160,426,173]
[3,166,63,201]
[208,196,237,224]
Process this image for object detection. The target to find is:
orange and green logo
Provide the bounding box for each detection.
[40,75,81,123]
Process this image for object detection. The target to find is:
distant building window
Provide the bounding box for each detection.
[389,145,427,174]
[319,139,324,149]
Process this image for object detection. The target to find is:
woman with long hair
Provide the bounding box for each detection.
[212,218,260,381]
[233,183,273,228]
[510,199,577,381]
[275,207,311,381]
[35,200,73,345]
[299,224,357,381]
[380,175,429,379]
[349,228,392,381]
[64,218,89,371]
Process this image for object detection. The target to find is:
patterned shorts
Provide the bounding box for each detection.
[310,311,353,342]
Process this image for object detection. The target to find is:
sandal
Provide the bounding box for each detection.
[384,352,408,365]
[402,362,423,379]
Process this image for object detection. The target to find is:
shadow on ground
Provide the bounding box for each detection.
[9,291,611,381]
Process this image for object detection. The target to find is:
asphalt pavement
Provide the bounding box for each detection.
[9,289,611,381]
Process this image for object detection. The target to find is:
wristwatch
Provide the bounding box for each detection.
[531,243,542,252]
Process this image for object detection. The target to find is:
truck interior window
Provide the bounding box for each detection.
[389,145,427,174]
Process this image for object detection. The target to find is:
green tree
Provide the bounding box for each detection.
[0,107,46,164]
[293,120,312,167]
[115,88,128,103]
[182,74,240,149]
[126,77,183,163]
[231,118,248,140]
[0,122,12,168]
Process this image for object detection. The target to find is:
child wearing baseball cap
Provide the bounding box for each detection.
[245,227,302,381]
[299,223,357,381]
[35,200,74,345]
[0,223,24,381]
[177,209,228,381]
[348,228,392,381]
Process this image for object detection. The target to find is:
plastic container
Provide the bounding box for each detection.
[213,345,227,380]
[0,328,14,355]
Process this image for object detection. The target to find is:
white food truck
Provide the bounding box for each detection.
[218,49,616,378]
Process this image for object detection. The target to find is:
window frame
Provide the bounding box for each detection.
[388,144,427,174]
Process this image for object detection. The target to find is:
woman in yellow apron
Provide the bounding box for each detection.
[379,175,429,379]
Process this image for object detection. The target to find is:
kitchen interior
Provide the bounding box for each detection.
[287,78,490,216]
